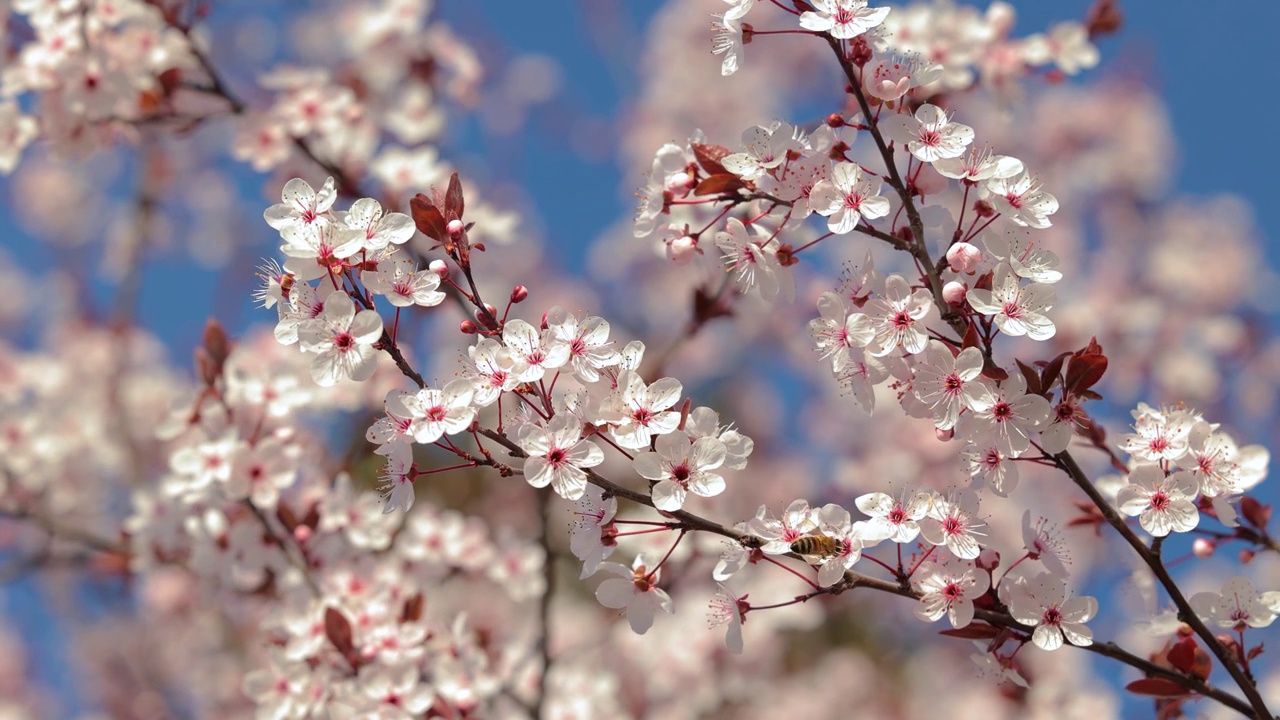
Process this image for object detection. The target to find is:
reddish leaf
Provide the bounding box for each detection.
[1167,638,1198,676]
[939,624,1000,640]
[981,360,1008,382]
[1248,642,1265,661]
[445,171,465,218]
[962,321,981,351]
[1038,351,1071,393]
[410,193,446,242]
[402,593,425,623]
[1240,496,1271,530]
[694,174,746,196]
[324,607,355,658]
[276,503,299,533]
[792,0,817,11]
[1065,354,1108,394]
[1016,359,1042,396]
[691,143,731,176]
[1126,678,1192,698]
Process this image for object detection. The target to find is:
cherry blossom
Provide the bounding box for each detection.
[503,319,570,383]
[1005,573,1097,650]
[915,562,989,628]
[962,435,1018,496]
[520,413,604,501]
[707,583,747,654]
[985,170,1059,229]
[716,217,791,301]
[721,124,802,180]
[966,265,1056,341]
[376,443,417,514]
[808,291,874,373]
[1120,402,1198,464]
[807,161,891,234]
[965,373,1050,457]
[798,0,891,40]
[600,370,683,450]
[1190,577,1278,631]
[912,341,989,431]
[1021,512,1071,578]
[633,432,728,512]
[594,556,674,635]
[570,485,618,578]
[810,503,870,587]
[264,176,337,245]
[934,146,1024,185]
[1115,464,1200,537]
[545,306,621,383]
[366,256,446,308]
[333,197,416,257]
[863,274,933,357]
[297,292,384,386]
[920,491,986,559]
[748,499,819,555]
[855,489,929,544]
[882,104,975,163]
[406,379,477,444]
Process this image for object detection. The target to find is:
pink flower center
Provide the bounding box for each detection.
[992,402,1012,421]
[1149,491,1170,511]
[334,332,355,351]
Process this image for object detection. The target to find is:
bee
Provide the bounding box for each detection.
[789,533,841,558]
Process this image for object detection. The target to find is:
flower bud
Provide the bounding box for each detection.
[976,548,1000,571]
[293,525,313,544]
[973,199,995,218]
[826,113,844,127]
[428,259,449,279]
[1192,538,1215,558]
[460,320,478,334]
[446,218,465,239]
[850,35,873,67]
[934,426,954,442]
[666,235,698,265]
[510,285,529,304]
[946,242,982,274]
[942,281,968,306]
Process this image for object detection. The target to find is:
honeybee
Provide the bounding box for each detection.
[789,533,841,558]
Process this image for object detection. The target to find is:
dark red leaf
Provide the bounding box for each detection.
[1038,351,1071,393]
[691,143,732,176]
[694,173,746,196]
[1065,354,1108,394]
[792,0,816,11]
[1248,642,1265,661]
[402,593,425,623]
[1167,638,1197,675]
[981,360,1008,382]
[962,321,980,351]
[410,193,446,242]
[1016,359,1042,396]
[1240,496,1271,530]
[445,171,464,218]
[324,607,355,657]
[1125,678,1192,698]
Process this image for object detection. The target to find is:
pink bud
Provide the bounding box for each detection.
[976,549,1000,571]
[446,218,465,239]
[942,281,968,306]
[666,235,698,265]
[460,320,478,334]
[946,242,982,273]
[428,259,449,279]
[1192,538,1215,559]
[293,525,312,543]
[934,426,954,442]
[667,171,694,198]
[510,285,528,304]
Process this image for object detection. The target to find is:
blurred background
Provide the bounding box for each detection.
[4,0,1280,717]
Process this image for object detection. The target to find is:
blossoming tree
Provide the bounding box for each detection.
[2,0,1279,718]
